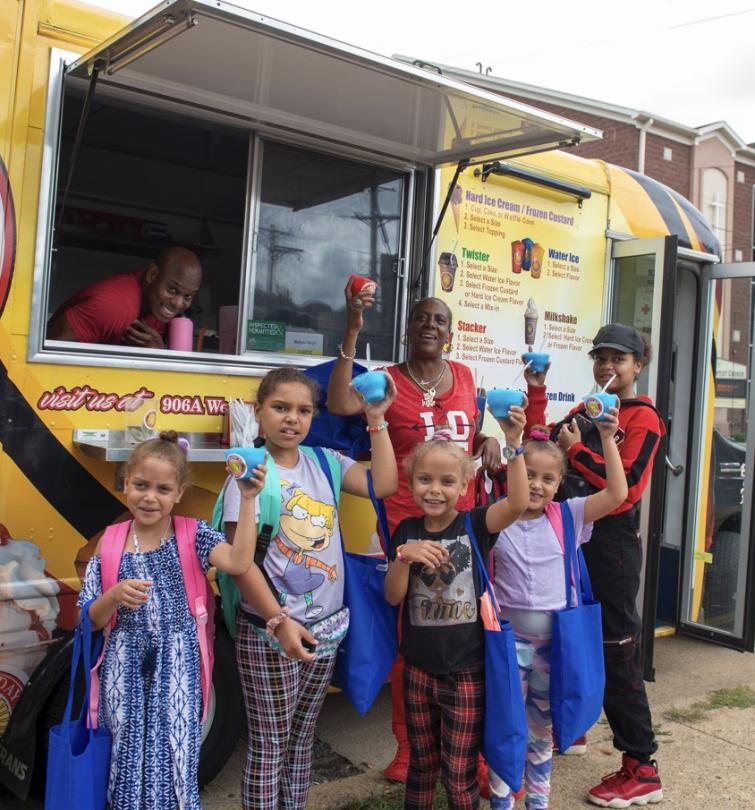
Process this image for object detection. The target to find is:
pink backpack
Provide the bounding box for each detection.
[88,517,215,724]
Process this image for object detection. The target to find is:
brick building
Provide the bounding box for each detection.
[398,59,755,436]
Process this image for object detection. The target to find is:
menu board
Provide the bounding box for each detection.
[434,164,608,427]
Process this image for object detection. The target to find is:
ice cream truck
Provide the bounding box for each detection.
[1,0,754,800]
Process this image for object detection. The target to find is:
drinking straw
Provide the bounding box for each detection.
[366,342,372,372]
[601,373,617,393]
[510,360,532,388]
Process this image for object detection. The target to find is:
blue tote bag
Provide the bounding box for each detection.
[315,453,397,715]
[45,600,112,810]
[465,514,527,792]
[550,501,606,752]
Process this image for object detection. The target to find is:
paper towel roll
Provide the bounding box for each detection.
[168,317,193,352]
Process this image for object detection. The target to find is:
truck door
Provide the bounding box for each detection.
[679,262,755,652]
[609,235,680,679]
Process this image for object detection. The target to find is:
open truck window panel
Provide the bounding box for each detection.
[40,80,407,367]
[248,140,404,361]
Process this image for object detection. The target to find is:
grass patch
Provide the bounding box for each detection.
[665,685,755,724]
[341,784,448,810]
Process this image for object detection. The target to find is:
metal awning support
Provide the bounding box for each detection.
[413,159,468,294]
[56,59,104,230]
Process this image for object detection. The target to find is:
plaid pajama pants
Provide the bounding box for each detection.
[403,662,485,810]
[236,618,337,810]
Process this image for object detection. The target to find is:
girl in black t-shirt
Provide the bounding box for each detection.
[385,409,528,810]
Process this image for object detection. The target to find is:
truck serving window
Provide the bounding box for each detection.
[40,80,406,368]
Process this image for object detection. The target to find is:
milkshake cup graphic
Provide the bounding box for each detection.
[450,184,463,231]
[439,252,458,292]
[511,240,524,274]
[524,297,538,349]
[531,243,544,279]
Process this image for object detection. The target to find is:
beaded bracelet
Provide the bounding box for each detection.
[396,544,409,564]
[366,421,389,433]
[338,343,356,361]
[265,607,291,637]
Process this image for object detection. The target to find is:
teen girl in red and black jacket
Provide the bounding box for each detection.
[524,323,667,809]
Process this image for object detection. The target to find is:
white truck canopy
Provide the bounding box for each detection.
[66,0,601,166]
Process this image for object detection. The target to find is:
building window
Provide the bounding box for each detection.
[737,169,745,184]
[663,147,673,161]
[701,168,728,256]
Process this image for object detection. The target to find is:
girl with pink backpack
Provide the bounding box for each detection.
[77,430,264,810]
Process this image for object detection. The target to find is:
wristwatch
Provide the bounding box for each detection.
[501,445,524,461]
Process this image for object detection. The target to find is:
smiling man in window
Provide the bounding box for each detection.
[47,246,203,349]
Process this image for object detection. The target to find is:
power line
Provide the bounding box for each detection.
[665,8,755,30]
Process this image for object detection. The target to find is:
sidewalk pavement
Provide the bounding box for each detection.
[201,633,755,808]
[5,634,753,808]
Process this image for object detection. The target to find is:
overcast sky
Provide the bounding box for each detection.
[89,0,755,144]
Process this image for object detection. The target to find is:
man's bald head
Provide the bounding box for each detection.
[143,247,202,323]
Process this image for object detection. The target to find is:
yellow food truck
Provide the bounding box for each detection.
[1,0,753,799]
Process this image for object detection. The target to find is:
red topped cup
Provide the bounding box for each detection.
[348,275,377,308]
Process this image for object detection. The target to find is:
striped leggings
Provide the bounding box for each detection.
[236,619,337,810]
[490,632,553,810]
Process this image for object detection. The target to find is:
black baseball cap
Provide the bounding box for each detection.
[590,323,645,356]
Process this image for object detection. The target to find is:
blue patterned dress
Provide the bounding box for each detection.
[78,519,224,810]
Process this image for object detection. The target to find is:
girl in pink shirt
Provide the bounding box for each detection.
[489,413,627,810]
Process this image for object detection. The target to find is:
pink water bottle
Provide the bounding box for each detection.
[168,316,193,352]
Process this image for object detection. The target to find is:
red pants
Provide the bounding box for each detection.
[391,655,409,746]
[403,662,485,810]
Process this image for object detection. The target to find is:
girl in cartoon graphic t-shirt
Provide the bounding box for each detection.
[222,366,398,810]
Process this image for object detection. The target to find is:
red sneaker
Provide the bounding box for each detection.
[564,734,588,755]
[588,755,663,807]
[383,745,410,783]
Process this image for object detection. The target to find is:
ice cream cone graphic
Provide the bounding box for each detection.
[450,183,463,232]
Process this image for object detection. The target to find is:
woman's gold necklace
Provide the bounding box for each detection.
[405,361,447,407]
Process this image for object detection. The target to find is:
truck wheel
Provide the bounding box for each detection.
[701,527,740,629]
[198,625,243,786]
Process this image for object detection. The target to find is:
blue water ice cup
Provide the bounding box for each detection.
[351,370,388,404]
[583,392,619,422]
[487,388,526,419]
[224,446,266,480]
[522,351,550,374]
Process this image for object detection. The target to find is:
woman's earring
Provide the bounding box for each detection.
[443,342,452,353]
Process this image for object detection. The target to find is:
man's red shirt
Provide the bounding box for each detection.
[53,269,167,345]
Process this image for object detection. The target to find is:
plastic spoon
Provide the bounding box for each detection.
[366,342,372,372]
